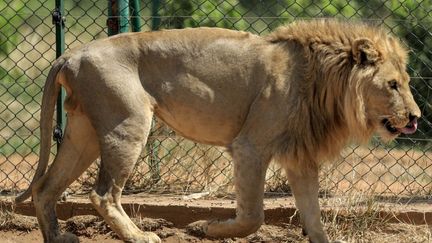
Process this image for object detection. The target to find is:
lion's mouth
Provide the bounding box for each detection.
[382,118,418,135]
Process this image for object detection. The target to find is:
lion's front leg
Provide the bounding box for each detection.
[284,165,330,243]
[187,137,270,238]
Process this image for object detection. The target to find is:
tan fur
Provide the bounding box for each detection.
[16,19,420,243]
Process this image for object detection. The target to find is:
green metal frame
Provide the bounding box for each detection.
[150,0,162,182]
[108,0,130,35]
[151,0,160,30]
[54,0,65,148]
[130,0,141,32]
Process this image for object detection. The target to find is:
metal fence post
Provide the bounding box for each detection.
[151,0,160,30]
[130,0,141,32]
[108,0,129,36]
[53,0,65,147]
[148,0,161,184]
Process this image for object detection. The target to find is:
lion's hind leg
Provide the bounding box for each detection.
[89,108,161,243]
[33,112,100,243]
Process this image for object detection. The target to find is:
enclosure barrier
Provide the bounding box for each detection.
[1,0,431,198]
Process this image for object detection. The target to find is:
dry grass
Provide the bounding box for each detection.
[1,141,432,198]
[320,191,432,242]
[312,144,432,197]
[1,120,431,198]
[323,191,390,241]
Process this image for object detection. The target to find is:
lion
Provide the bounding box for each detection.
[15,19,420,243]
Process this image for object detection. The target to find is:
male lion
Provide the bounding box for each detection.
[16,19,420,243]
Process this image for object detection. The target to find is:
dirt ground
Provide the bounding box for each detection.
[0,213,307,243]
[0,213,431,243]
[1,192,432,243]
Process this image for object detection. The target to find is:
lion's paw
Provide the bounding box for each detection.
[53,232,80,243]
[129,232,161,243]
[186,220,209,237]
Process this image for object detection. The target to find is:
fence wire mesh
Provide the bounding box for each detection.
[1,0,431,198]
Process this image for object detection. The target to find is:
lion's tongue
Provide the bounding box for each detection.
[397,118,418,135]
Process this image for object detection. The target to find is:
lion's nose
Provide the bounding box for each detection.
[408,102,421,120]
[409,113,419,122]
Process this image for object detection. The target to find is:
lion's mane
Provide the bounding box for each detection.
[266,19,408,168]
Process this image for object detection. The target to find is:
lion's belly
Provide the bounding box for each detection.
[154,97,249,146]
[148,74,260,145]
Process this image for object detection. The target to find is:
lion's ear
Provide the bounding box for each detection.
[352,38,380,65]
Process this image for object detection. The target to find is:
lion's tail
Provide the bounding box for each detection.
[15,56,68,203]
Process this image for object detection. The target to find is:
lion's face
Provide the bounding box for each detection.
[364,60,421,141]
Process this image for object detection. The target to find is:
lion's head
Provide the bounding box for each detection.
[347,35,421,142]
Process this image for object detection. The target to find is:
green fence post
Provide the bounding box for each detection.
[53,0,65,148]
[107,0,117,36]
[148,0,161,184]
[151,0,160,30]
[119,0,129,33]
[108,0,129,35]
[130,0,141,32]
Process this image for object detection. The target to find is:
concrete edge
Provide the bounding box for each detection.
[2,200,431,227]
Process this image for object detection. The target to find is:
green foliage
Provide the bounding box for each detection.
[0,1,25,82]
[0,0,52,156]
[0,1,25,55]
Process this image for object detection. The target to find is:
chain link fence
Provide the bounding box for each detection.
[1,0,431,199]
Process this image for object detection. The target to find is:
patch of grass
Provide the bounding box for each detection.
[320,191,432,242]
[0,202,38,231]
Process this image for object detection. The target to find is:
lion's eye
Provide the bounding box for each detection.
[388,80,399,91]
